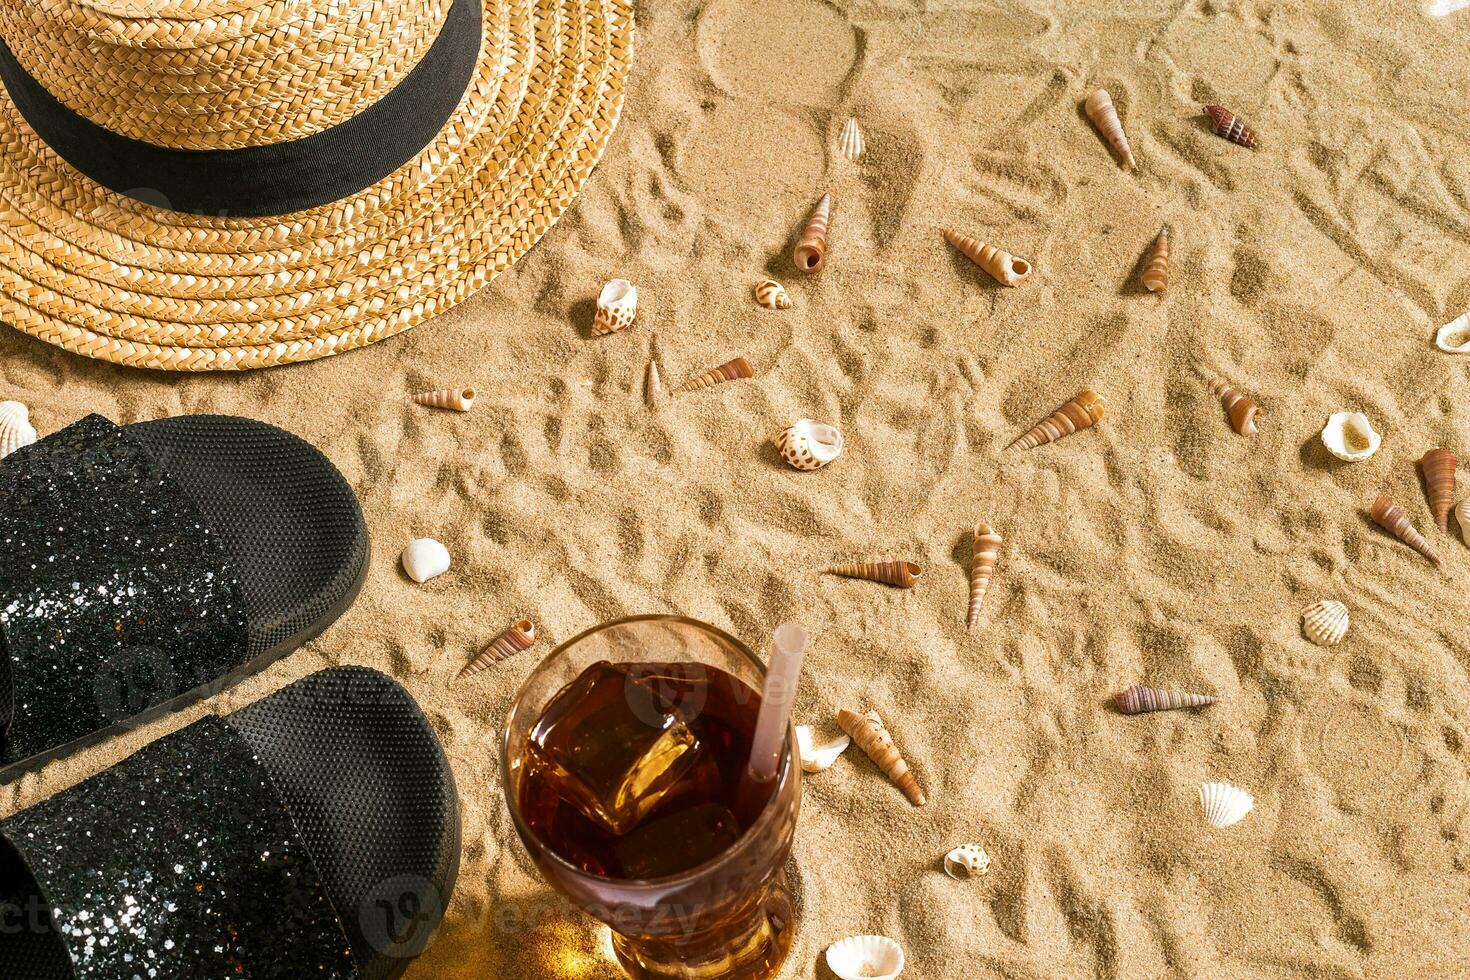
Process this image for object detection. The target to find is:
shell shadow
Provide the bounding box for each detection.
[1298,431,1340,471]
[569,297,599,338]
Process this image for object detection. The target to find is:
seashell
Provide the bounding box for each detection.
[754,278,792,310]
[0,401,38,460]
[1457,496,1470,542]
[795,725,850,772]
[836,709,925,806]
[942,228,1032,287]
[592,278,638,335]
[1370,495,1439,566]
[1010,389,1106,451]
[943,844,991,880]
[1301,599,1349,647]
[675,356,754,394]
[838,117,865,162]
[967,523,1002,628]
[409,387,476,412]
[458,619,536,678]
[1435,312,1470,352]
[1200,371,1261,435]
[827,561,923,589]
[826,935,905,980]
[775,419,844,471]
[1140,225,1169,292]
[793,192,832,273]
[401,537,451,583]
[1200,781,1254,829]
[1084,89,1136,169]
[1320,412,1380,462]
[1204,105,1258,148]
[1420,448,1458,532]
[1113,685,1217,714]
[644,358,661,408]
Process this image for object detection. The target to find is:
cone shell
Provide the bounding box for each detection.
[1320,412,1380,462]
[1141,226,1170,292]
[644,358,661,408]
[942,228,1032,287]
[793,193,831,273]
[1113,685,1217,714]
[0,401,37,460]
[675,357,754,394]
[409,387,476,412]
[593,278,638,335]
[837,709,925,806]
[776,419,844,471]
[1301,599,1349,647]
[967,524,1002,628]
[1010,389,1106,451]
[838,117,865,162]
[458,619,537,678]
[1420,448,1458,532]
[1204,105,1257,148]
[828,561,923,588]
[1085,89,1136,169]
[1435,312,1470,353]
[796,725,850,772]
[825,935,905,980]
[1370,495,1439,566]
[1200,781,1254,829]
[943,844,991,880]
[1203,373,1260,435]
[754,278,793,310]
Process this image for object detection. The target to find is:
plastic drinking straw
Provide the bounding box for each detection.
[743,623,809,785]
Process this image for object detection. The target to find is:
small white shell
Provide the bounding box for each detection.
[401,538,451,583]
[1301,599,1348,646]
[754,278,792,309]
[775,419,844,471]
[593,279,638,335]
[1320,412,1381,462]
[796,725,850,772]
[838,117,865,162]
[943,843,991,880]
[826,934,904,980]
[1200,781,1254,829]
[0,401,37,460]
[1435,312,1470,352]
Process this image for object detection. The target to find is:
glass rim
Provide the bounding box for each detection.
[499,613,798,889]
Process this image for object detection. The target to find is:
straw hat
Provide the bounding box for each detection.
[0,0,633,370]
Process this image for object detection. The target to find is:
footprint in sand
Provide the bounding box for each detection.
[696,0,859,105]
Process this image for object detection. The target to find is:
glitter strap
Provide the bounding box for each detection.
[0,715,360,978]
[0,415,248,765]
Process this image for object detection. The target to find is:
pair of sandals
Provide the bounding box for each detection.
[0,414,459,979]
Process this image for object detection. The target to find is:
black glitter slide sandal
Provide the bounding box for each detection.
[0,665,461,980]
[0,414,369,783]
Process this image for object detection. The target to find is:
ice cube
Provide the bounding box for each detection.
[612,803,743,879]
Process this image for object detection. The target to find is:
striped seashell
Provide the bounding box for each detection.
[1085,89,1136,169]
[1301,599,1349,647]
[754,278,792,309]
[827,561,923,588]
[0,401,38,460]
[1141,225,1170,291]
[943,228,1032,287]
[943,843,991,880]
[409,387,476,412]
[1370,495,1439,566]
[967,523,1002,628]
[593,278,638,335]
[838,116,865,162]
[837,709,925,806]
[1200,781,1254,828]
[1435,312,1470,353]
[1420,448,1458,532]
[1204,105,1257,148]
[1114,685,1217,714]
[775,419,844,471]
[458,619,537,679]
[1010,389,1106,451]
[793,192,832,273]
[1200,371,1260,435]
[675,357,754,394]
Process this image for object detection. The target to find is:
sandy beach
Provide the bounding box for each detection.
[4,0,1470,975]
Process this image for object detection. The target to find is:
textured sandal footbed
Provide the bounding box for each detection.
[0,665,460,980]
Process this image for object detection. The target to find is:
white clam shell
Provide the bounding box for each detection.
[943,843,991,880]
[838,117,865,162]
[796,725,850,772]
[1320,412,1381,462]
[0,401,37,460]
[1200,781,1254,829]
[593,278,638,335]
[1301,599,1349,646]
[826,934,904,980]
[1435,312,1470,352]
[401,538,451,583]
[775,419,844,471]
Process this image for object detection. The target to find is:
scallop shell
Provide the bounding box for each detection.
[827,561,923,588]
[1140,225,1169,292]
[967,523,1002,628]
[0,401,38,460]
[1370,495,1439,566]
[754,278,793,310]
[675,357,754,394]
[1010,389,1106,451]
[1457,495,1470,543]
[826,935,905,980]
[1201,372,1260,435]
[838,117,865,162]
[1084,89,1136,169]
[1301,599,1349,647]
[942,228,1032,287]
[837,709,925,806]
[458,619,537,678]
[776,419,844,471]
[1320,412,1380,462]
[1204,105,1257,148]
[943,844,991,880]
[795,725,850,772]
[1200,781,1254,829]
[1435,312,1470,352]
[401,538,451,583]
[793,192,831,273]
[1420,448,1458,531]
[409,387,476,412]
[593,278,638,335]
[1113,685,1217,714]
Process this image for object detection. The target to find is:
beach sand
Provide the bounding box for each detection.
[4,0,1470,975]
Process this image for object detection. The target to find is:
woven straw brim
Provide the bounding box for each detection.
[0,0,633,370]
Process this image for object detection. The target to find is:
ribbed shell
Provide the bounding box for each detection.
[592,278,638,335]
[793,193,832,273]
[1204,105,1257,148]
[458,620,537,678]
[1010,389,1106,451]
[1113,685,1217,714]
[1301,600,1349,647]
[675,357,755,393]
[409,387,476,412]
[836,709,925,806]
[1370,495,1439,565]
[1200,781,1254,828]
[754,278,792,309]
[1203,374,1261,435]
[776,419,844,471]
[838,117,865,162]
[826,935,905,980]
[0,401,38,460]
[1085,89,1136,169]
[1141,225,1170,291]
[967,524,1002,628]
[1419,448,1458,532]
[828,561,923,588]
[942,228,1032,287]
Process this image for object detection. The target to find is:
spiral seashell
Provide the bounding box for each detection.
[1113,685,1217,714]
[754,278,792,309]
[674,356,755,394]
[1084,89,1136,169]
[1204,105,1257,148]
[1200,781,1254,829]
[1301,599,1349,647]
[1370,495,1439,566]
[826,935,905,980]
[409,387,476,412]
[0,401,38,460]
[838,116,865,162]
[967,523,1002,628]
[943,844,991,880]
[793,192,832,273]
[836,709,925,806]
[1141,225,1170,291]
[796,725,850,772]
[1320,412,1380,462]
[1435,312,1470,353]
[401,538,451,583]
[593,278,638,335]
[1009,389,1106,451]
[827,561,923,588]
[942,228,1032,287]
[1420,448,1458,532]
[775,419,844,471]
[458,619,537,679]
[1200,371,1260,435]
[644,358,661,408]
